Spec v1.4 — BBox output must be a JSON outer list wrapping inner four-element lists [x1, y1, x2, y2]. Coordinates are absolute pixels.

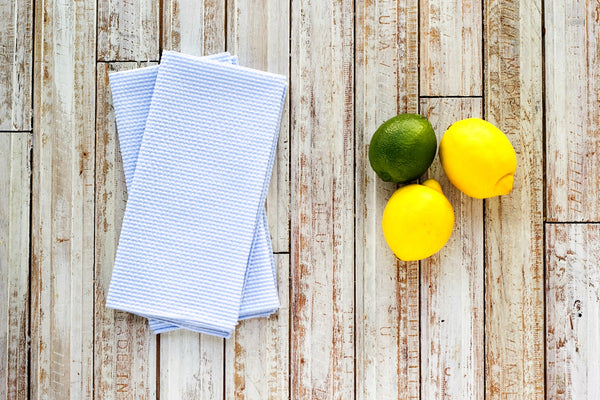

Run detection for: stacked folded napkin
[[106, 51, 287, 338]]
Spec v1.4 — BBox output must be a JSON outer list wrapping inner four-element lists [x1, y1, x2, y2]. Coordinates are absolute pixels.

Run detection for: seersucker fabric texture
[[106, 51, 287, 337], [109, 53, 280, 334]]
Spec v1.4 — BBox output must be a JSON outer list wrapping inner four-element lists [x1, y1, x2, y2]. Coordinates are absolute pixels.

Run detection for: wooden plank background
[[1, 0, 599, 399]]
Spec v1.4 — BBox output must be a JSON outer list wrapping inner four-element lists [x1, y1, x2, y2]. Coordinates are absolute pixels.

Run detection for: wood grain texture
[[545, 0, 600, 221], [159, 1, 226, 397], [30, 0, 96, 398], [97, 0, 159, 61], [94, 62, 157, 400], [159, 333, 223, 399], [290, 0, 355, 398], [226, 0, 290, 253], [162, 0, 225, 56], [0, 132, 31, 400], [420, 98, 484, 400], [225, 255, 290, 400], [0, 0, 33, 130], [354, 0, 420, 398], [420, 0, 482, 96], [224, 3, 290, 396], [484, 0, 544, 398], [547, 224, 600, 400]]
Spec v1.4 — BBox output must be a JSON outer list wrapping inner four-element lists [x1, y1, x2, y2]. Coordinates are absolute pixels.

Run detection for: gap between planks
[[419, 95, 483, 99], [545, 221, 600, 225], [97, 60, 161, 63]]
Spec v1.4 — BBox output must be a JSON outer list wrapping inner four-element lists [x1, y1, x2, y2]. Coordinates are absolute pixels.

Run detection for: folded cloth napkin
[[106, 51, 287, 337], [109, 53, 280, 333]]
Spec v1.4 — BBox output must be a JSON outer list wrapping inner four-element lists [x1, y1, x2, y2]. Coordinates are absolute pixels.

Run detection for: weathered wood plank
[[0, 132, 31, 400], [484, 0, 544, 398], [420, 0, 482, 96], [420, 98, 484, 400], [162, 0, 225, 56], [97, 0, 159, 61], [225, 254, 290, 399], [354, 0, 420, 399], [547, 224, 600, 400], [160, 333, 223, 399], [290, 0, 355, 398], [94, 62, 157, 400], [226, 0, 290, 253], [545, 1, 600, 221], [30, 0, 97, 398], [224, 3, 290, 396], [0, 0, 33, 130], [159, 2, 226, 398]]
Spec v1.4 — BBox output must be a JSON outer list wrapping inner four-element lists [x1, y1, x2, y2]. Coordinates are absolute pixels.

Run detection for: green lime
[[368, 113, 437, 183]]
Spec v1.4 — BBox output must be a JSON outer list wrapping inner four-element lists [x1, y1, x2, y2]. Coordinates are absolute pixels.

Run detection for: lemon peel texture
[[439, 118, 517, 199], [382, 179, 455, 261]]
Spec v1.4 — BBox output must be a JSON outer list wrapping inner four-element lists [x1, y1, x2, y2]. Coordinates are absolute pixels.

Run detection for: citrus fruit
[[439, 118, 517, 199], [382, 179, 454, 261], [369, 113, 437, 183]]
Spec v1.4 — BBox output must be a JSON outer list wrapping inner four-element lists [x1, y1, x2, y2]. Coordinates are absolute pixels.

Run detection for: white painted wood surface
[[225, 255, 290, 399], [354, 0, 420, 399], [30, 0, 96, 398], [0, 133, 31, 400], [226, 0, 290, 253], [97, 0, 159, 62], [159, 1, 226, 398], [160, 333, 224, 399], [484, 0, 545, 398], [162, 0, 225, 57], [420, 98, 484, 400], [0, 0, 32, 130], [420, 0, 482, 96], [224, 3, 290, 398], [8, 0, 599, 398], [290, 1, 355, 399], [94, 62, 157, 400], [547, 224, 600, 400], [545, 0, 600, 222]]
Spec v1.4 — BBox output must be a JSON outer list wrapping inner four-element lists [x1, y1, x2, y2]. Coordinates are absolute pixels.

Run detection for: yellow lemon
[[439, 118, 517, 199], [382, 179, 455, 261]]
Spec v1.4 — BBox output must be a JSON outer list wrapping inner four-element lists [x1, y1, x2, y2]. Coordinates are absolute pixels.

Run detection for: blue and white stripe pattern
[[110, 52, 279, 333], [107, 51, 286, 337]]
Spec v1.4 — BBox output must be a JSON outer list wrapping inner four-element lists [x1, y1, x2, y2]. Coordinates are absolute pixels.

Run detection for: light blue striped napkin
[[107, 51, 286, 337], [109, 53, 280, 333]]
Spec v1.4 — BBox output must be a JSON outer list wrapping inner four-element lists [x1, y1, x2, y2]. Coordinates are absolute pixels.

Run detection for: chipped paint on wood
[[546, 0, 600, 221], [420, 0, 482, 96], [354, 0, 420, 398], [31, 0, 97, 398], [0, 0, 33, 130], [94, 62, 157, 400], [224, 2, 290, 397], [0, 132, 31, 400], [225, 255, 290, 399], [290, 1, 355, 399], [160, 332, 224, 399], [421, 98, 484, 400], [547, 224, 600, 399], [484, 0, 545, 398], [162, 0, 225, 57], [97, 0, 159, 61]]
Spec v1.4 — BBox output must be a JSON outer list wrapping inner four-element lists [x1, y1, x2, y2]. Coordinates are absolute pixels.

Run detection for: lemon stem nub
[[422, 179, 443, 194], [494, 173, 515, 195]]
